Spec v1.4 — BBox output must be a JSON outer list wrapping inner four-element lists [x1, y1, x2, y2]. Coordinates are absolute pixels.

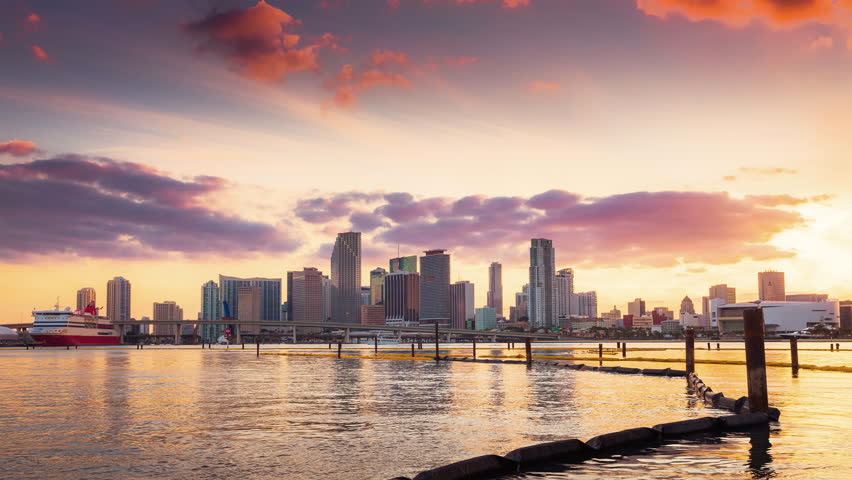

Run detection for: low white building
[[714, 300, 840, 334]]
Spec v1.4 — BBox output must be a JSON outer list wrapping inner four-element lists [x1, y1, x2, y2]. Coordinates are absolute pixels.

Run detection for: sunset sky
[[2, 0, 852, 321]]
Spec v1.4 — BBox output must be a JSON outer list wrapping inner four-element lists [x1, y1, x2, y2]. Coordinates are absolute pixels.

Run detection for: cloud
[[23, 13, 42, 32], [387, 0, 530, 8], [327, 64, 413, 108], [294, 191, 383, 223], [808, 35, 834, 50], [444, 56, 480, 66], [302, 189, 808, 268], [0, 140, 37, 157], [0, 156, 300, 260], [528, 81, 561, 93], [724, 167, 798, 180], [31, 45, 53, 63], [183, 0, 327, 82], [370, 49, 409, 67], [635, 0, 842, 29]]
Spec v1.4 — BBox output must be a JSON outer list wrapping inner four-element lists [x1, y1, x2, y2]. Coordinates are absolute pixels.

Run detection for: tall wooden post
[[707, 342, 711, 350], [685, 327, 695, 375], [337, 342, 342, 358], [790, 337, 799, 375], [598, 343, 603, 359], [411, 343, 415, 357], [472, 339, 477, 360], [717, 342, 720, 351], [434, 323, 440, 361], [256, 340, 260, 357], [525, 338, 532, 368], [621, 342, 627, 358], [374, 335, 378, 355], [743, 308, 769, 413], [831, 343, 834, 352]]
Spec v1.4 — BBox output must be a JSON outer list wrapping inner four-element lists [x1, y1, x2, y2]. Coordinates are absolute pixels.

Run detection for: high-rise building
[[389, 255, 417, 273], [331, 232, 362, 323], [785, 294, 828, 302], [709, 284, 737, 304], [574, 291, 598, 317], [370, 267, 387, 305], [840, 301, 852, 329], [529, 239, 557, 329], [419, 249, 450, 324], [219, 275, 281, 324], [475, 307, 497, 331], [627, 298, 645, 318], [76, 287, 96, 312], [449, 281, 475, 329], [758, 271, 785, 301], [487, 262, 503, 318], [200, 280, 222, 342], [556, 268, 574, 319], [287, 268, 325, 324], [106, 276, 131, 329], [361, 305, 386, 326], [514, 287, 530, 322], [152, 300, 183, 336], [602, 306, 622, 327], [680, 296, 695, 315], [361, 286, 371, 305], [237, 286, 262, 335], [385, 271, 420, 326], [322, 275, 332, 321]]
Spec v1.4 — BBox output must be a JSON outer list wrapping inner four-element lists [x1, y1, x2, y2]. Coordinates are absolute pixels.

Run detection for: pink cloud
[[444, 56, 480, 66], [0, 140, 37, 156], [31, 45, 53, 63], [23, 13, 42, 32], [635, 0, 841, 29], [370, 49, 409, 67], [528, 80, 561, 93], [388, 0, 531, 8], [808, 35, 834, 50], [183, 0, 328, 82], [327, 64, 413, 108]]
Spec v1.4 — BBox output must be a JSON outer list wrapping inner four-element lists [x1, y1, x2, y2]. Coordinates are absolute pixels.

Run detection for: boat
[[217, 335, 229, 345], [29, 303, 120, 346]]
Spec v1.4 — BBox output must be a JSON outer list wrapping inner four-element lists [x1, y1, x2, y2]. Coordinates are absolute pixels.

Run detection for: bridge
[[2, 320, 559, 344]]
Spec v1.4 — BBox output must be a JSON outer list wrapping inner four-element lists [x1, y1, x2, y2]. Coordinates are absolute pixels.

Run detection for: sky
[[1, 0, 852, 321]]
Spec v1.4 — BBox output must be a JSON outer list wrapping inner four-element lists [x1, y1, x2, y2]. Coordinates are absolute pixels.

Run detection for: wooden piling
[[617, 342, 621, 348], [434, 323, 440, 361], [707, 342, 711, 350], [411, 343, 415, 357], [256, 340, 260, 357], [598, 343, 603, 359], [621, 342, 627, 358], [374, 335, 378, 355], [837, 343, 840, 351], [337, 342, 342, 358], [790, 337, 799, 374], [831, 343, 834, 352], [525, 338, 532, 368], [241, 341, 245, 350], [685, 328, 695, 375], [473, 339, 477, 360], [717, 343, 720, 351], [743, 308, 769, 413]]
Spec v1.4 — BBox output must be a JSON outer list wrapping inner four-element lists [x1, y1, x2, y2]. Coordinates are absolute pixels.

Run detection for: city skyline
[[2, 0, 852, 320]]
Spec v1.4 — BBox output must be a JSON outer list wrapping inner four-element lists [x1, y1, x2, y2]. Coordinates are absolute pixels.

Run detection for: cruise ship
[[29, 304, 120, 346]]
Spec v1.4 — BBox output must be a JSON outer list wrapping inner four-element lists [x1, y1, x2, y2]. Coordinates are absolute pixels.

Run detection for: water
[[0, 342, 850, 479]]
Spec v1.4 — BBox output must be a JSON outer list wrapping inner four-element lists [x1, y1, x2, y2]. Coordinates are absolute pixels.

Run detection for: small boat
[[217, 335, 229, 345]]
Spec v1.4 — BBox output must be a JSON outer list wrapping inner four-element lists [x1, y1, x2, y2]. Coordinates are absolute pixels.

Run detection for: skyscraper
[[361, 286, 371, 305], [76, 287, 96, 312], [627, 298, 646, 318], [237, 286, 262, 335], [106, 276, 131, 328], [758, 271, 786, 301], [370, 267, 387, 304], [556, 268, 574, 319], [331, 232, 362, 324], [385, 271, 420, 325], [487, 262, 503, 319], [680, 296, 695, 315], [219, 275, 281, 323], [474, 306, 497, 330], [529, 239, 557, 329], [389, 255, 417, 273], [574, 291, 598, 317], [449, 281, 475, 329], [419, 249, 450, 324], [152, 300, 183, 336], [200, 280, 222, 342], [287, 268, 325, 324], [709, 284, 737, 304], [514, 286, 530, 322]]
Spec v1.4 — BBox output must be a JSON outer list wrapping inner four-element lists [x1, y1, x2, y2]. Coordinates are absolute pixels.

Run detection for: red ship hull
[[31, 334, 121, 346]]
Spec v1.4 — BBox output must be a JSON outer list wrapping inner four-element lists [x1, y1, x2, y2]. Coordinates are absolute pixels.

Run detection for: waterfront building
[[652, 307, 674, 323], [785, 294, 828, 302], [449, 281, 475, 329], [287, 268, 325, 324], [487, 262, 503, 318], [237, 286, 262, 335], [602, 306, 621, 327], [331, 232, 362, 324], [840, 301, 851, 329], [76, 287, 96, 312], [680, 312, 705, 328], [389, 255, 417, 273], [361, 286, 371, 305], [622, 314, 634, 328], [322, 276, 332, 321], [714, 300, 839, 333], [514, 287, 529, 321], [661, 320, 682, 336], [758, 271, 786, 301], [219, 275, 281, 323], [419, 249, 450, 325], [200, 280, 222, 342], [370, 267, 387, 305], [627, 298, 645, 318], [474, 306, 497, 331], [107, 276, 132, 332], [385, 271, 420, 326], [280, 303, 288, 322], [529, 239, 557, 329], [680, 296, 695, 315], [361, 305, 386, 326], [573, 291, 598, 317], [709, 284, 737, 304], [556, 268, 574, 319], [152, 301, 183, 336], [633, 315, 654, 329]]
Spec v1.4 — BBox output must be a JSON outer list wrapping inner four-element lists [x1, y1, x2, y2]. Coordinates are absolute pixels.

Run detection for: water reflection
[[747, 425, 774, 479]]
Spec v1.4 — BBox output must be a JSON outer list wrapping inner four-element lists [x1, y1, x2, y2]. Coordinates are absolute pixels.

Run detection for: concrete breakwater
[[393, 412, 778, 480]]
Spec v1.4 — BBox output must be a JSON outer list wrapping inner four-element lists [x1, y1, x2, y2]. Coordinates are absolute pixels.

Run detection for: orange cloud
[[528, 80, 561, 93], [388, 0, 530, 8], [31, 45, 53, 63], [328, 65, 412, 107], [183, 0, 329, 82], [0, 140, 37, 156], [808, 35, 834, 50], [23, 13, 42, 32], [370, 49, 409, 67], [635, 0, 843, 29]]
